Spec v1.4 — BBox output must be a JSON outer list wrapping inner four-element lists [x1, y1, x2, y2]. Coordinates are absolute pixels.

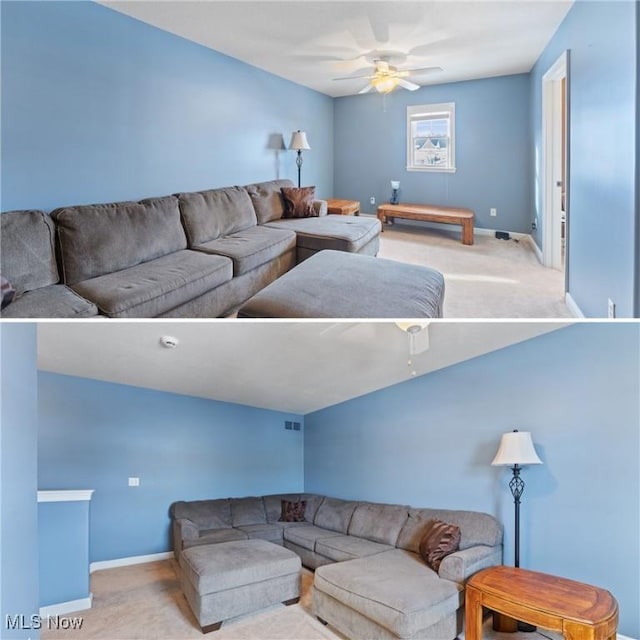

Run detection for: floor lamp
[[289, 130, 311, 188], [492, 429, 542, 632]]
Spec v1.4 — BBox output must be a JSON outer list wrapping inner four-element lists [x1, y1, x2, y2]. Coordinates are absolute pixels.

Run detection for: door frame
[[541, 50, 569, 275]]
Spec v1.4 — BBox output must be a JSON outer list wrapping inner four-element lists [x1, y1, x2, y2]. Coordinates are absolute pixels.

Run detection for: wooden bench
[[377, 203, 475, 245]]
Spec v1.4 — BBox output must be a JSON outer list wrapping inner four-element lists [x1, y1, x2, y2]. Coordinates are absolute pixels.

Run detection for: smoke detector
[[159, 335, 179, 349]]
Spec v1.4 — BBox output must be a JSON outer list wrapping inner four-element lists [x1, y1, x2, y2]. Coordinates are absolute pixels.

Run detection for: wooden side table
[[326, 199, 360, 216], [465, 567, 618, 640]]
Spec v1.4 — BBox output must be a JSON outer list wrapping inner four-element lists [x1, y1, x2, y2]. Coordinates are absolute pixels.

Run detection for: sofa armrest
[[313, 200, 328, 216], [172, 517, 200, 558], [438, 545, 503, 584], [176, 517, 200, 541]]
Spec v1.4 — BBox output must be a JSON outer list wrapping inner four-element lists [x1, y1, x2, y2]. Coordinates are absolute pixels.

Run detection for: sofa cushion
[[263, 215, 380, 254], [397, 508, 502, 552], [281, 186, 317, 218], [418, 519, 461, 571], [263, 494, 302, 523], [315, 534, 393, 563], [194, 226, 296, 276], [0, 210, 59, 293], [230, 497, 267, 526], [52, 196, 187, 285], [0, 285, 98, 318], [314, 497, 358, 533], [172, 499, 232, 530], [300, 494, 325, 522], [178, 187, 257, 246], [234, 523, 284, 543], [314, 549, 463, 637], [183, 528, 248, 551], [245, 179, 294, 224], [71, 250, 232, 318], [348, 503, 409, 546], [283, 525, 342, 551]]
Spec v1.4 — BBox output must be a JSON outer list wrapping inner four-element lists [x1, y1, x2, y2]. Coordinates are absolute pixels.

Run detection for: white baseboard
[[90, 551, 173, 573], [523, 235, 544, 263], [565, 292, 585, 318], [39, 594, 93, 617]]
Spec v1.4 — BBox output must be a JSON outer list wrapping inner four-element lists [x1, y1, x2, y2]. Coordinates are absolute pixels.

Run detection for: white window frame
[[406, 102, 456, 173]]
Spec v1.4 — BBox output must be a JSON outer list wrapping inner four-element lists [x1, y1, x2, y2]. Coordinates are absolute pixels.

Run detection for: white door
[[542, 51, 568, 273]]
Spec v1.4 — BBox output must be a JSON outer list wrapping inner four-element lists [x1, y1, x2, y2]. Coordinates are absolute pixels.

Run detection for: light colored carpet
[[42, 559, 561, 640], [377, 223, 573, 318], [42, 559, 338, 640]]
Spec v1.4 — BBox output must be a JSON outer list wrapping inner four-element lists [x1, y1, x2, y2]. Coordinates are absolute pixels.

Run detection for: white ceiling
[[38, 321, 569, 414], [99, 1, 573, 97]]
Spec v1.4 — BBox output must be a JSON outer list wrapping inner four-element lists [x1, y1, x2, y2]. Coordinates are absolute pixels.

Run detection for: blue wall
[[38, 499, 90, 608], [333, 74, 531, 232], [38, 373, 304, 563], [1, 1, 333, 212], [637, 4, 640, 319], [304, 324, 640, 637], [530, 0, 638, 318], [0, 324, 39, 639]]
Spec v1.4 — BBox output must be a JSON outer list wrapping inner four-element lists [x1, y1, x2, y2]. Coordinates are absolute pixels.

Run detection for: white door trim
[[541, 50, 568, 270]]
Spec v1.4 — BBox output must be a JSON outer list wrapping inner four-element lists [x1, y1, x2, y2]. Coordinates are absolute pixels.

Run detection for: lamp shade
[[491, 430, 542, 466], [289, 130, 310, 151]]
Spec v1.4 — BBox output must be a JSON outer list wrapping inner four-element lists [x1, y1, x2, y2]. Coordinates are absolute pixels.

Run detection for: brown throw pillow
[[279, 499, 306, 522], [1, 275, 16, 309], [281, 186, 317, 218], [418, 519, 461, 572]]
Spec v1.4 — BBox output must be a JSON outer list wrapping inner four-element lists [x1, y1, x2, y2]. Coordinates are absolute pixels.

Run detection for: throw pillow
[[418, 518, 461, 572], [281, 186, 317, 218], [1, 275, 16, 309], [279, 499, 307, 522]]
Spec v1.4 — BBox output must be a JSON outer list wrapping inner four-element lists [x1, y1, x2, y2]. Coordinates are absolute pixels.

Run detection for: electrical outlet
[[128, 477, 140, 487], [531, 219, 537, 231], [608, 299, 616, 319], [490, 208, 497, 217], [369, 196, 376, 205]]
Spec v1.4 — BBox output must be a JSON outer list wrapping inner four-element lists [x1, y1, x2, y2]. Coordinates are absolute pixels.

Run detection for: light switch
[[128, 477, 140, 487]]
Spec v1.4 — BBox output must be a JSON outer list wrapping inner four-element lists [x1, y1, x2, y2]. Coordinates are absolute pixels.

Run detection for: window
[[406, 102, 456, 172]]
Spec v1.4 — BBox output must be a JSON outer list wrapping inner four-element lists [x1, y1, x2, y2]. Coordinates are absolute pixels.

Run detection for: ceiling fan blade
[[332, 73, 375, 81], [397, 78, 420, 91], [402, 66, 443, 75], [358, 83, 373, 94]]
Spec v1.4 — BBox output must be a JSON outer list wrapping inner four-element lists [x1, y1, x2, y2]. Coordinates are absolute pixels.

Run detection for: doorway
[[541, 51, 569, 281]]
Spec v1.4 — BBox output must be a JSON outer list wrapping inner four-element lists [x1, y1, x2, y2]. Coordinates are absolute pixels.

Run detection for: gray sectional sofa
[[0, 179, 381, 318], [170, 493, 503, 639]]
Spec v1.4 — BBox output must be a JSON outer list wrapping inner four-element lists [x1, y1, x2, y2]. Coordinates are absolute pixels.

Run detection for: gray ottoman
[[238, 249, 445, 318], [180, 539, 301, 633]]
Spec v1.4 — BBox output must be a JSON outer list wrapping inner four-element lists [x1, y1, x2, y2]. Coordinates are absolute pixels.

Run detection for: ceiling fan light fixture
[[395, 321, 430, 333], [372, 75, 398, 94]]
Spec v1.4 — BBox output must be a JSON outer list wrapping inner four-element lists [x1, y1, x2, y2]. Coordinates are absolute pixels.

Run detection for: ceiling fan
[[333, 57, 442, 95]]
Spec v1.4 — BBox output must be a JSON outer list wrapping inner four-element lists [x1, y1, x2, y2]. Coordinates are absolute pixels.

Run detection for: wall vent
[[285, 421, 293, 430], [293, 422, 301, 431]]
